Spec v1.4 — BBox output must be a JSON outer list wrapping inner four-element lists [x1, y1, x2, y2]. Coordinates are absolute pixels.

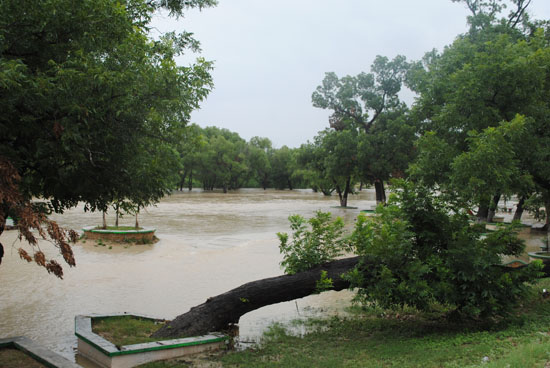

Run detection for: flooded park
[[0, 188, 548, 364]]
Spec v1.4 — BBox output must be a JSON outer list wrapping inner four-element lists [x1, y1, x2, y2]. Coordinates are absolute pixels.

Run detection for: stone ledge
[[0, 336, 80, 368]]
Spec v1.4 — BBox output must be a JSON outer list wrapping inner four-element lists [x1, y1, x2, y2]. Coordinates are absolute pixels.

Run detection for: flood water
[[0, 188, 546, 363]]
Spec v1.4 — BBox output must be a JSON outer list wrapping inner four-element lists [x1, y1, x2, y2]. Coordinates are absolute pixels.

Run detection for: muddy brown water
[[0, 188, 546, 363]]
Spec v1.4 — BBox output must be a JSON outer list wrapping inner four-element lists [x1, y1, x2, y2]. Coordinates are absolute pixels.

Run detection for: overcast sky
[[152, 1, 550, 148]]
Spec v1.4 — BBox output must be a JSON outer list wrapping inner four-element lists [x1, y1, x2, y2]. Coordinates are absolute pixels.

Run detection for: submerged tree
[[312, 55, 412, 203], [407, 0, 550, 222], [246, 137, 273, 190]]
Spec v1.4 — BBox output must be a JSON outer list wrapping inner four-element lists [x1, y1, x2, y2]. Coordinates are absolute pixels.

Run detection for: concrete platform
[[75, 313, 227, 368]]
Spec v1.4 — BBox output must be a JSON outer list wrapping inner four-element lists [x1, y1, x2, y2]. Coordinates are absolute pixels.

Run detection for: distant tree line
[[175, 125, 305, 192]]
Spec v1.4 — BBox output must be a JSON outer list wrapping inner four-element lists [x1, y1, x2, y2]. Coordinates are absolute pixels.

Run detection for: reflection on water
[[0, 189, 546, 362]]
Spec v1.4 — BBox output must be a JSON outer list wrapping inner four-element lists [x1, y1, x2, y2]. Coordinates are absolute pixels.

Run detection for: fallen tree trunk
[[152, 256, 361, 338], [152, 256, 550, 339]]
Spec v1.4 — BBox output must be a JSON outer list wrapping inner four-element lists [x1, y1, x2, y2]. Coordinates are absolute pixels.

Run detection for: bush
[[347, 180, 543, 318], [277, 211, 346, 274], [278, 181, 543, 318]]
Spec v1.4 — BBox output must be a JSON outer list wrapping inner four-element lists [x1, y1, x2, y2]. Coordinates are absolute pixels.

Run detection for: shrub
[[347, 180, 543, 318], [277, 211, 346, 274]]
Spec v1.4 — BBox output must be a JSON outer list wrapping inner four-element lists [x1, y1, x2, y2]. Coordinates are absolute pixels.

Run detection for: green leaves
[[1, 0, 214, 213], [347, 181, 543, 318], [278, 211, 346, 274]]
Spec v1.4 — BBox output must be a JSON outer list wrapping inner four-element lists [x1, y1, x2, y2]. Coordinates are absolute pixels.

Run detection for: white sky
[[151, 1, 550, 148]]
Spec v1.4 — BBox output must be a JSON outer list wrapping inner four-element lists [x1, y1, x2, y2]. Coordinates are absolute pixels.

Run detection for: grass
[[92, 315, 169, 347], [0, 347, 47, 368], [137, 278, 550, 367]]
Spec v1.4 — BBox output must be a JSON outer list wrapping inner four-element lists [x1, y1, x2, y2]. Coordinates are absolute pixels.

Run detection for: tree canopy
[[0, 0, 215, 275], [407, 1, 550, 224]]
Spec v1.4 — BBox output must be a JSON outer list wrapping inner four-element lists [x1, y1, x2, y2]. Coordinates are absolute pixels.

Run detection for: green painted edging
[[502, 259, 528, 266], [115, 336, 227, 356], [75, 332, 226, 357], [82, 226, 155, 234], [528, 252, 550, 260], [74, 333, 114, 356], [75, 315, 227, 358]]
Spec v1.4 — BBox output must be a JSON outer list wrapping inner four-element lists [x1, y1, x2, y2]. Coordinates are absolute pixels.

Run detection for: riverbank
[[141, 278, 550, 368]]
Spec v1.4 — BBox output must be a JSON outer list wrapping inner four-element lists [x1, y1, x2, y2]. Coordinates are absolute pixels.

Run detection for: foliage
[[312, 55, 409, 133], [277, 211, 346, 274], [270, 146, 297, 190], [0, 157, 77, 278], [346, 180, 542, 318], [278, 180, 542, 318], [407, 10, 550, 222], [316, 129, 359, 206], [449, 116, 530, 210], [524, 193, 548, 222], [0, 0, 215, 274], [315, 270, 334, 293], [246, 137, 273, 190], [295, 141, 335, 196], [216, 278, 550, 368], [195, 127, 249, 192], [312, 55, 415, 204]]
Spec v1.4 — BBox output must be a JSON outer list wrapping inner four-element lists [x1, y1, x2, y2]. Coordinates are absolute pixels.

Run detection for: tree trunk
[[0, 210, 5, 265], [477, 199, 490, 223], [135, 206, 140, 229], [339, 177, 351, 207], [102, 211, 107, 229], [115, 203, 120, 228], [151, 255, 546, 339], [544, 199, 550, 232], [179, 171, 188, 191], [374, 180, 386, 204], [487, 192, 501, 223], [152, 257, 361, 339], [287, 179, 293, 191], [339, 194, 347, 207], [188, 172, 193, 191], [334, 182, 344, 207], [513, 196, 526, 221]]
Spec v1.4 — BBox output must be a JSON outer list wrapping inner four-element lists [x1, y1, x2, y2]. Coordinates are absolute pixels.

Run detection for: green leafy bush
[[278, 181, 543, 318], [277, 211, 346, 274], [347, 180, 543, 318]]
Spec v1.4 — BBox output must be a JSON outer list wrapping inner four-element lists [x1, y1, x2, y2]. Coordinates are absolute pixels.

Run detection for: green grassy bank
[[141, 278, 550, 368]]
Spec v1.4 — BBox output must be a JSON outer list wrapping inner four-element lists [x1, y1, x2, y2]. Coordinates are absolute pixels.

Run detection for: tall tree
[[312, 55, 411, 203], [246, 137, 273, 190], [0, 0, 215, 275], [316, 129, 358, 207], [270, 146, 297, 190], [196, 127, 249, 192], [295, 141, 335, 196], [407, 1, 550, 222]]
